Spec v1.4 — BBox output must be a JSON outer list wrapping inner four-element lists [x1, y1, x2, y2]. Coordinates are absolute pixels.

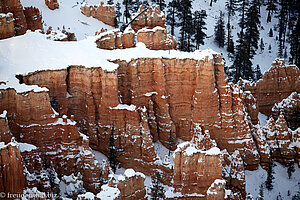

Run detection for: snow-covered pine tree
[[287, 164, 295, 179], [214, 11, 226, 48], [277, 0, 288, 55], [193, 10, 207, 50], [108, 123, 119, 173], [260, 38, 265, 52], [115, 2, 122, 27], [151, 172, 165, 200], [269, 28, 273, 37], [168, 130, 175, 156], [226, 0, 238, 54], [150, 0, 166, 11], [177, 0, 194, 52], [289, 17, 299, 67], [166, 0, 178, 36], [245, 0, 261, 58], [254, 64, 262, 81]]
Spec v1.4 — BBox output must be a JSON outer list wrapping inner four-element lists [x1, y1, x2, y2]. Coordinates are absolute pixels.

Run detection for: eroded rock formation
[[45, 0, 59, 10], [131, 5, 166, 32], [137, 26, 177, 50], [23, 7, 43, 32], [81, 1, 116, 27], [0, 13, 15, 39], [243, 59, 300, 116], [0, 141, 25, 195], [173, 142, 223, 198]]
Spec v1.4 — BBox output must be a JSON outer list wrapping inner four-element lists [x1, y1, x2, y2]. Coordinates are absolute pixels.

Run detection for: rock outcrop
[[137, 26, 177, 50], [46, 27, 77, 41], [20, 53, 260, 173], [0, 110, 13, 143], [96, 28, 135, 50], [272, 92, 299, 130], [81, 1, 116, 27], [0, 13, 15, 39], [172, 142, 223, 198], [45, 0, 59, 10], [0, 141, 25, 195], [262, 113, 298, 166], [23, 7, 43, 32], [0, 0, 27, 35], [206, 179, 226, 200], [0, 88, 102, 194], [131, 5, 166, 32], [243, 59, 300, 116]]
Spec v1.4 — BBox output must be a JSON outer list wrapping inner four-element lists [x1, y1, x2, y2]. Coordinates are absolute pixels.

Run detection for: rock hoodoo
[[23, 7, 43, 32], [0, 13, 15, 39], [45, 0, 59, 10], [172, 142, 223, 198], [131, 5, 166, 32], [81, 1, 116, 27]]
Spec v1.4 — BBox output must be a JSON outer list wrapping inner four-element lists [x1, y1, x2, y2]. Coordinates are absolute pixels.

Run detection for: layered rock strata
[[243, 59, 300, 116], [131, 5, 166, 32], [45, 0, 59, 10], [81, 1, 116, 27], [0, 13, 15, 39]]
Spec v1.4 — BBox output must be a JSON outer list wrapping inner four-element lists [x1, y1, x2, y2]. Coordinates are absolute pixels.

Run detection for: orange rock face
[[81, 1, 116, 27], [244, 59, 300, 116], [0, 111, 13, 143], [131, 5, 166, 32], [21, 54, 260, 175], [0, 0, 27, 35], [0, 13, 15, 39], [173, 142, 223, 198], [0, 142, 25, 195], [137, 27, 177, 50], [206, 179, 226, 200], [45, 0, 59, 10], [23, 7, 43, 32]]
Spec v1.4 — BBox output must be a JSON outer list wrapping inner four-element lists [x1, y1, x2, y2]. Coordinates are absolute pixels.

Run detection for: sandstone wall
[[21, 55, 260, 171], [0, 13, 15, 39], [81, 1, 115, 27]]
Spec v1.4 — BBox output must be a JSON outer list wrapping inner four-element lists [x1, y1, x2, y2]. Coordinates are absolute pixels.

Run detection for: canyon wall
[[0, 13, 15, 39], [81, 1, 116, 27]]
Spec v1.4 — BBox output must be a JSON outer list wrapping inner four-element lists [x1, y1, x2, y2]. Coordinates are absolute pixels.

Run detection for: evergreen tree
[[269, 28, 273, 37], [193, 10, 207, 50], [254, 64, 262, 81], [151, 172, 165, 200], [151, 0, 166, 11], [123, 0, 130, 23], [265, 159, 275, 190], [245, 0, 261, 58], [257, 183, 264, 200], [233, 0, 254, 82], [266, 0, 277, 22], [108, 123, 120, 173], [226, 0, 238, 53], [107, 0, 114, 5], [177, 0, 194, 51], [214, 11, 226, 48], [287, 164, 295, 179], [277, 0, 288, 53], [168, 130, 175, 156], [276, 193, 283, 200], [260, 38, 265, 52], [166, 0, 178, 36], [115, 2, 122, 27], [289, 17, 299, 67]]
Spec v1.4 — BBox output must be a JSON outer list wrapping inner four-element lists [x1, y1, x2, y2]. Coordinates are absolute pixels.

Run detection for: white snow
[[245, 163, 300, 199], [18, 142, 37, 152], [124, 168, 136, 178], [96, 185, 120, 200], [78, 192, 95, 200], [0, 110, 7, 118], [109, 104, 137, 111], [258, 112, 269, 127], [205, 147, 221, 155]]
